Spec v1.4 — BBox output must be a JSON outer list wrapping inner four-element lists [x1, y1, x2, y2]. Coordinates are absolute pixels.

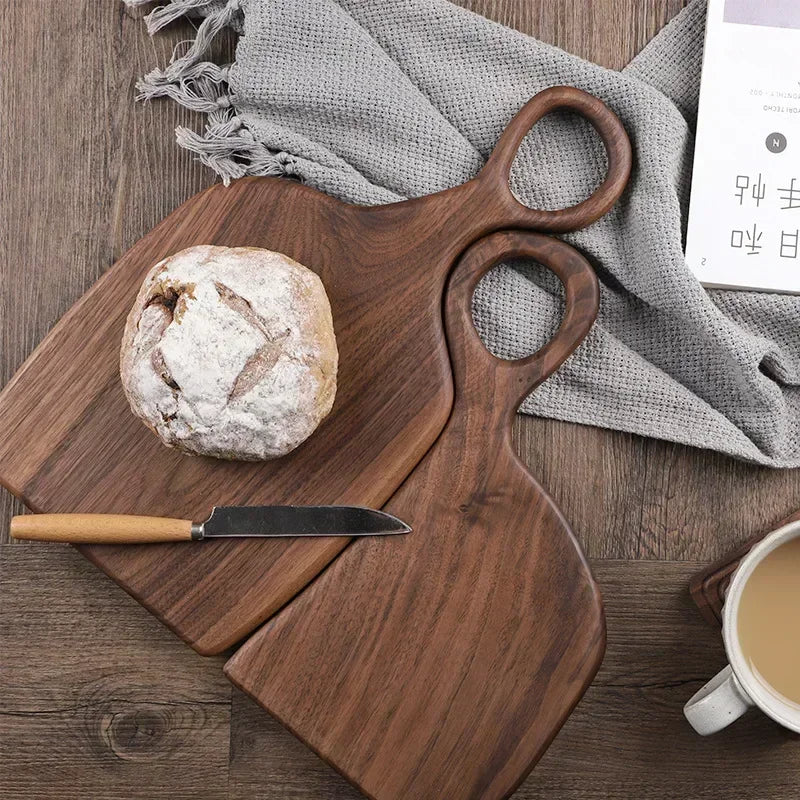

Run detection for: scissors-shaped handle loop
[[445, 230, 599, 417], [477, 86, 632, 234]]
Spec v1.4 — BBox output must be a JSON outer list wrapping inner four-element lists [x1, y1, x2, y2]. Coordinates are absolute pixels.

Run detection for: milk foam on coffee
[[737, 536, 800, 709]]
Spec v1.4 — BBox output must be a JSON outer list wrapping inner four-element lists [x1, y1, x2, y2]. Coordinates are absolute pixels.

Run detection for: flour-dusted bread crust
[[120, 245, 338, 460]]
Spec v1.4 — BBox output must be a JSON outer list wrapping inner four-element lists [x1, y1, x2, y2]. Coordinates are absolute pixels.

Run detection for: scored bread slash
[[119, 245, 338, 461]]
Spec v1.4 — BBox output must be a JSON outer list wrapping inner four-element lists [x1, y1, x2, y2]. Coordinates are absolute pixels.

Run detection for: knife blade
[[196, 505, 410, 539], [9, 506, 412, 544]]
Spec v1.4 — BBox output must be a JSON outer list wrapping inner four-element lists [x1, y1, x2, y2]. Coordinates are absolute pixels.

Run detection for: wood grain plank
[[521, 413, 800, 562], [0, 1, 234, 545], [451, 0, 690, 70], [228, 561, 800, 800], [228, 692, 362, 800], [5, 1, 800, 799], [0, 544, 231, 800], [523, 560, 800, 800], [690, 507, 800, 627], [512, 419, 651, 559]]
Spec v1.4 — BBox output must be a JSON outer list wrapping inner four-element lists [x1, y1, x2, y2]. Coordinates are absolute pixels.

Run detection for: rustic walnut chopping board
[[0, 87, 630, 655], [226, 230, 605, 800]]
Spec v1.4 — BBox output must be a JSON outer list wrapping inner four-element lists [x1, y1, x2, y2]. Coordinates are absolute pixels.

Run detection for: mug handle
[[683, 665, 754, 735]]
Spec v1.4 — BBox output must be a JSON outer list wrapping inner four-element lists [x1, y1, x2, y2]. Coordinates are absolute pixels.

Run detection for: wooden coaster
[[689, 509, 800, 627], [689, 509, 800, 740]]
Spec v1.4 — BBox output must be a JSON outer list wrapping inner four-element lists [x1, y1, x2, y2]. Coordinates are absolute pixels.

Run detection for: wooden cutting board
[[226, 231, 606, 800], [0, 87, 630, 655]]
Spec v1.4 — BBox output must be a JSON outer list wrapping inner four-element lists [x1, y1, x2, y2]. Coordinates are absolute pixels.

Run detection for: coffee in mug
[[737, 535, 800, 708], [684, 521, 800, 734]]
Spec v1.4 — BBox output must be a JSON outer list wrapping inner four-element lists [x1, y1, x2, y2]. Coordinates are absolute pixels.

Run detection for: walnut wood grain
[[225, 230, 604, 800], [9, 547, 800, 800], [228, 560, 800, 800], [0, 87, 630, 655], [13, 2, 800, 798]]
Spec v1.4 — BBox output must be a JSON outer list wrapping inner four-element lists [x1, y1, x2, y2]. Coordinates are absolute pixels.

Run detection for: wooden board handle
[[445, 230, 599, 417], [476, 85, 632, 233], [10, 514, 194, 543]]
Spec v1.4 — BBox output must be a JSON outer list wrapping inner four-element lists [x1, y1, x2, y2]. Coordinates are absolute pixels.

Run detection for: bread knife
[[9, 505, 412, 544]]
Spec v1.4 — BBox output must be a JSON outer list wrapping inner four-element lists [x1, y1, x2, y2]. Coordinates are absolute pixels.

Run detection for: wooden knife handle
[[9, 514, 195, 543]]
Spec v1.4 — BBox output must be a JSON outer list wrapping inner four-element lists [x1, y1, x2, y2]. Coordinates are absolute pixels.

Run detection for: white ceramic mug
[[684, 520, 800, 736]]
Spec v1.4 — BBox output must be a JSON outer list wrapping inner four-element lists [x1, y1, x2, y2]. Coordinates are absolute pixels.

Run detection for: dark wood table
[[2, 2, 800, 797]]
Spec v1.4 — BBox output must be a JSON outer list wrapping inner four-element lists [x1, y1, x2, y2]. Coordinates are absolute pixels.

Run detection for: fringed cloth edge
[[124, 0, 295, 184]]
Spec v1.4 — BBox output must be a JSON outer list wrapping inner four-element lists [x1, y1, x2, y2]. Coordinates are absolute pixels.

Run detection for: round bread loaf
[[120, 245, 338, 460]]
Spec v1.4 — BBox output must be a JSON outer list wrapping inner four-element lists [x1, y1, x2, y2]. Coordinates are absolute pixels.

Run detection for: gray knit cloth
[[126, 0, 800, 467]]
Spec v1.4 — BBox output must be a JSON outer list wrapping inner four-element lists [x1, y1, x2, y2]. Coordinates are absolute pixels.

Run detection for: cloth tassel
[[176, 122, 293, 185], [135, 0, 240, 86], [143, 0, 218, 35], [136, 62, 231, 113], [127, 0, 279, 183], [122, 0, 218, 34]]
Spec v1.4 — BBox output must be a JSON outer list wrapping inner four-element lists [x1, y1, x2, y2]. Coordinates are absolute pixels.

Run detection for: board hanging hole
[[508, 110, 608, 213]]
